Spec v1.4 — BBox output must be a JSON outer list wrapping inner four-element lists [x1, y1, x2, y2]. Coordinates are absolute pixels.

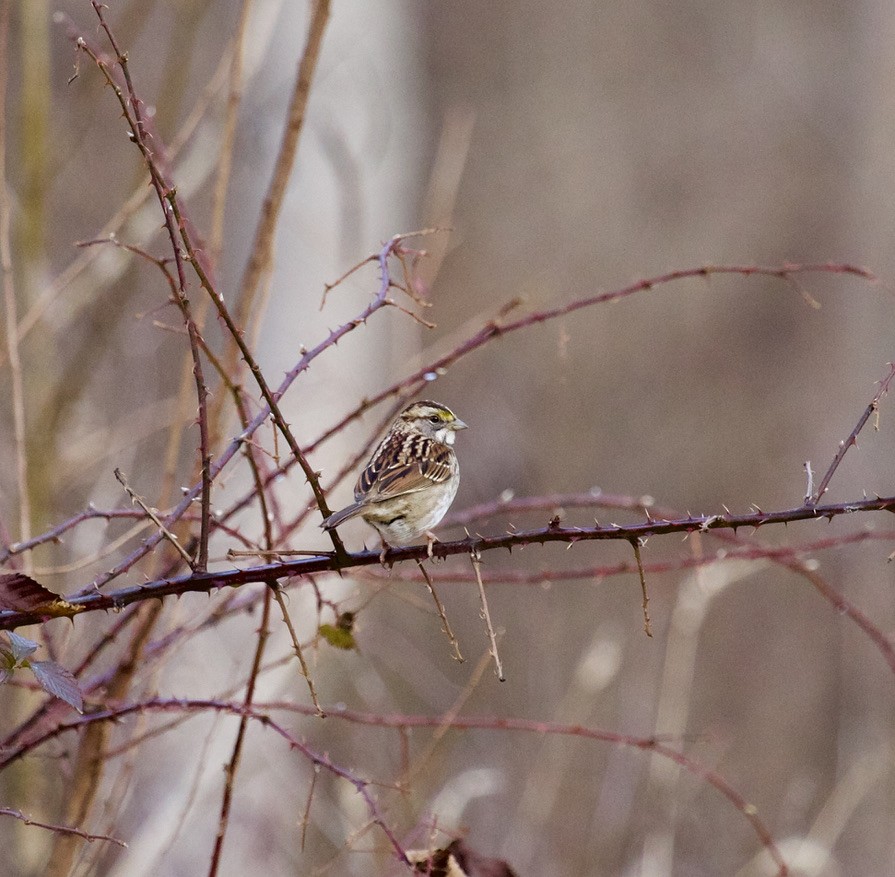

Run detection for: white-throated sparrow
[[321, 401, 467, 551]]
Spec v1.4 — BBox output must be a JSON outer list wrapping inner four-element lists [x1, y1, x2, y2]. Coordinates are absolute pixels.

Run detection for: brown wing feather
[[355, 433, 454, 502]]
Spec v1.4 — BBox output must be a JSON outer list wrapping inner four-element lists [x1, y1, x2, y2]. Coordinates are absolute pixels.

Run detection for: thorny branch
[[3, 493, 895, 631], [1, 8, 889, 875], [0, 697, 788, 876], [0, 698, 411, 865], [809, 359, 895, 505]]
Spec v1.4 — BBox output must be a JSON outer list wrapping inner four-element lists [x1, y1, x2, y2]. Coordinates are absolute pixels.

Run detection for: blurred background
[[2, 1, 895, 875]]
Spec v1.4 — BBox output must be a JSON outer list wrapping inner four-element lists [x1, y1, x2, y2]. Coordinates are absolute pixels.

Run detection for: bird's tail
[[321, 502, 363, 531]]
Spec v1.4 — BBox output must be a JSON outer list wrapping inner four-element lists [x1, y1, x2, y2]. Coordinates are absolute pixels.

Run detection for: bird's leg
[[379, 539, 392, 566], [424, 530, 439, 559]]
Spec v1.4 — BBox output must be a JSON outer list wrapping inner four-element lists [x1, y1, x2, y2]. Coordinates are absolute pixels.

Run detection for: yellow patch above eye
[[420, 407, 452, 421]]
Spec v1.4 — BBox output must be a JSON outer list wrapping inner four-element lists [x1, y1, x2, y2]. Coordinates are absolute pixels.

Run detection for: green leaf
[[319, 614, 357, 651], [29, 660, 84, 713]]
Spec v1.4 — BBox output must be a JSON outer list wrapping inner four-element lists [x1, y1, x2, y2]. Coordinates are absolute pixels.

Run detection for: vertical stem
[[16, 0, 49, 273], [216, 0, 330, 395], [470, 550, 505, 681], [631, 538, 653, 638], [0, 0, 31, 568], [207, 588, 272, 877]]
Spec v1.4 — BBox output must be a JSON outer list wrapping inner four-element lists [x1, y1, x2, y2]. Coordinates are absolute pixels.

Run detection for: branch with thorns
[[4, 493, 895, 631]]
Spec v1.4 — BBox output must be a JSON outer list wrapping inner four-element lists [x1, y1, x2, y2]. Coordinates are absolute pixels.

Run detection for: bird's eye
[[428, 415, 441, 424]]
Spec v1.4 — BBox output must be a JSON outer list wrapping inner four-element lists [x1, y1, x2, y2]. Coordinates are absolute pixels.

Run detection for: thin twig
[[415, 559, 463, 663], [74, 7, 215, 566], [470, 550, 504, 681], [320, 253, 377, 309], [631, 538, 653, 637], [810, 360, 895, 505], [165, 190, 345, 554], [15, 696, 782, 873], [114, 468, 194, 567], [270, 585, 324, 715], [398, 648, 492, 791], [0, 700, 410, 865], [207, 588, 272, 877], [84, 236, 214, 569], [299, 766, 319, 851], [0, 807, 127, 848], [311, 262, 875, 452]]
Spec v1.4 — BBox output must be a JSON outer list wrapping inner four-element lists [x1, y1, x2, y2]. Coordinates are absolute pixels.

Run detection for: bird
[[321, 400, 467, 557]]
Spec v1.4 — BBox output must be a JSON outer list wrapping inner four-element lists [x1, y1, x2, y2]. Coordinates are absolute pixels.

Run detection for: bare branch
[[4, 493, 895, 630], [416, 558, 464, 663], [0, 807, 127, 848], [809, 360, 895, 505], [470, 551, 504, 681], [114, 469, 194, 567], [631, 538, 653, 637]]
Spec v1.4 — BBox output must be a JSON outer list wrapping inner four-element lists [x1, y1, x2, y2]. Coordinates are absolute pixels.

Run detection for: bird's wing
[[356, 433, 454, 502]]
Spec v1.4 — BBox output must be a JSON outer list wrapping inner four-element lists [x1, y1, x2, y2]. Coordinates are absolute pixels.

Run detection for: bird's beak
[[452, 418, 469, 430]]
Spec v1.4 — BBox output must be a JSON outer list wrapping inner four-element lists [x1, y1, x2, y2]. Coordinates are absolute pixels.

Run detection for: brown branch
[[222, 0, 330, 383], [809, 360, 895, 505], [207, 589, 272, 877], [416, 558, 464, 663], [0, 699, 410, 866], [0, 807, 127, 848], [0, 0, 31, 567], [359, 529, 895, 585], [164, 190, 344, 553], [113, 468, 194, 567], [631, 538, 653, 637], [309, 262, 875, 451], [469, 551, 504, 680], [0, 698, 783, 874], [82, 234, 431, 591], [4, 494, 894, 630], [73, 8, 213, 568]]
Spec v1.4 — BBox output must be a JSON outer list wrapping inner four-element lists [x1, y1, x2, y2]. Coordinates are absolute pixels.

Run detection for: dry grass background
[[2, 2, 895, 875]]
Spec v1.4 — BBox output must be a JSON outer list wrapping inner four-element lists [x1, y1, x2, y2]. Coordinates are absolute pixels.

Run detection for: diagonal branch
[[309, 262, 875, 450], [809, 360, 895, 505]]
